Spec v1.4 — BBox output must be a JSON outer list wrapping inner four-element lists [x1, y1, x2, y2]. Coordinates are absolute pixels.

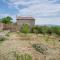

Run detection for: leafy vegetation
[[15, 53, 32, 60], [0, 16, 13, 24], [11, 51, 32, 60], [32, 26, 60, 35], [0, 36, 6, 43], [5, 32, 10, 37], [0, 51, 32, 60], [21, 24, 30, 33], [51, 26, 60, 35]]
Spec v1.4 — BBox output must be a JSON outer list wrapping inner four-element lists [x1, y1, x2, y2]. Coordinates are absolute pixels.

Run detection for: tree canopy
[[0, 16, 13, 24]]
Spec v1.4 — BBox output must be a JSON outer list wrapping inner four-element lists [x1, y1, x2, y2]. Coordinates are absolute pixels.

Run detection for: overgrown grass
[[0, 51, 32, 60], [0, 36, 6, 43], [14, 53, 32, 60], [0, 30, 4, 32], [5, 32, 10, 37]]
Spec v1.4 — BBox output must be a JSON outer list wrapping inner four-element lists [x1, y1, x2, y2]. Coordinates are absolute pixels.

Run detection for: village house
[[16, 16, 35, 27]]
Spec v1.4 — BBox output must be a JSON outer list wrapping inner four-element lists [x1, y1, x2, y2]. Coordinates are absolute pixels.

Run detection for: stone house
[[16, 16, 35, 27]]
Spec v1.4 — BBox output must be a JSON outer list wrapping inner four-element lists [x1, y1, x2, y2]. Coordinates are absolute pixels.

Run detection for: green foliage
[[0, 16, 13, 24], [14, 52, 32, 60], [21, 24, 30, 33], [51, 26, 60, 35], [0, 36, 6, 43], [32, 26, 50, 34], [32, 26, 60, 35], [0, 51, 32, 60], [38, 26, 49, 34], [5, 32, 10, 37], [31, 26, 39, 34], [20, 54, 32, 60], [46, 27, 53, 35], [32, 44, 48, 54]]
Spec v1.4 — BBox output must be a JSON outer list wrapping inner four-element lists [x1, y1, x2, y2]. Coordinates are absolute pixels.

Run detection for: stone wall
[[0, 23, 20, 32], [0, 23, 3, 30]]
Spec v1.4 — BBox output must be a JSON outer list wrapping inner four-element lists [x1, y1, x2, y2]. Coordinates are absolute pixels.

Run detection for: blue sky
[[0, 0, 60, 25]]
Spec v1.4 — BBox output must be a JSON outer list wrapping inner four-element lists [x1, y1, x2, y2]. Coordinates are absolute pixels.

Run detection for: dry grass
[[0, 32, 60, 60]]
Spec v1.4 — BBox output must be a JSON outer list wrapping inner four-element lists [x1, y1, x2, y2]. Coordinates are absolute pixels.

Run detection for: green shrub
[[20, 54, 32, 60], [5, 32, 10, 37], [14, 52, 32, 60], [0, 36, 6, 43], [39, 26, 49, 34], [51, 26, 60, 35], [32, 44, 48, 54], [31, 26, 39, 33], [32, 26, 51, 34], [21, 24, 30, 33], [32, 26, 60, 35], [20, 24, 60, 35], [46, 27, 53, 35]]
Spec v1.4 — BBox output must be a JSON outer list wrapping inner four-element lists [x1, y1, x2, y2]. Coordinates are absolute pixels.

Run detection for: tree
[[0, 16, 13, 24]]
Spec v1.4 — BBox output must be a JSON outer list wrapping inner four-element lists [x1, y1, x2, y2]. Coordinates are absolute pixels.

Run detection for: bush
[[46, 27, 53, 35], [31, 26, 39, 33], [5, 32, 10, 37], [32, 26, 52, 34], [51, 26, 60, 35], [21, 24, 30, 33], [0, 37, 6, 41], [0, 36, 7, 43], [32, 44, 48, 54], [20, 24, 60, 35], [39, 26, 49, 34], [32, 26, 60, 35]]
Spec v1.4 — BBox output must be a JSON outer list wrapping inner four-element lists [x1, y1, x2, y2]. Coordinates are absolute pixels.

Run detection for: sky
[[0, 0, 60, 25]]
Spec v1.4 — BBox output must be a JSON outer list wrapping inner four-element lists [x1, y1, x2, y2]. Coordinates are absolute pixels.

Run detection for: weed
[[0, 36, 6, 43], [13, 51, 32, 60]]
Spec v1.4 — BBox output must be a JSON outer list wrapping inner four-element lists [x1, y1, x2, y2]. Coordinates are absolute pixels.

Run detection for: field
[[0, 31, 60, 60]]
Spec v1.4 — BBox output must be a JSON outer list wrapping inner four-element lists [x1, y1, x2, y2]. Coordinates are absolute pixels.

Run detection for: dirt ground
[[0, 32, 60, 60]]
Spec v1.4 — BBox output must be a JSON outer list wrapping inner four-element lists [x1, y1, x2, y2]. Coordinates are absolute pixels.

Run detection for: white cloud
[[35, 17, 60, 25], [5, 0, 60, 18], [18, 4, 60, 18]]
